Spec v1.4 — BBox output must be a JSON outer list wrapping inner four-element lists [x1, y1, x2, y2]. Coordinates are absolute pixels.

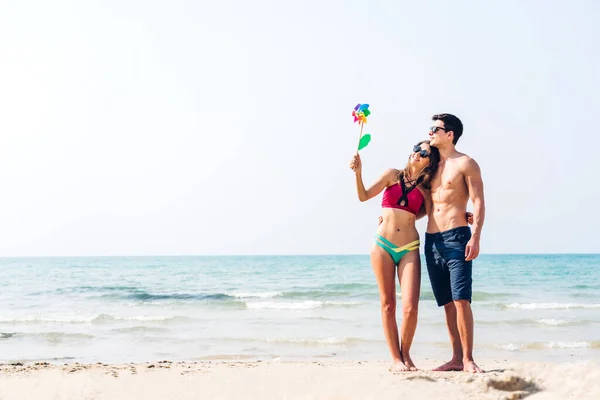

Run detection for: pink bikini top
[[381, 173, 424, 215]]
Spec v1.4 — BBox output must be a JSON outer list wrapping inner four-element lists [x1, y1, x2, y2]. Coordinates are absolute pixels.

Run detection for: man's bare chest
[[431, 167, 466, 195]]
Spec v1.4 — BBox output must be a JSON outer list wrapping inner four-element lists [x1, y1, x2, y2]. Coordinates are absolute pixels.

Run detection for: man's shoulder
[[454, 152, 479, 168], [456, 153, 482, 177]]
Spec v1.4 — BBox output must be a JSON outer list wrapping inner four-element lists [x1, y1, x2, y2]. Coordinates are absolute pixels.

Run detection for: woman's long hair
[[399, 140, 440, 189]]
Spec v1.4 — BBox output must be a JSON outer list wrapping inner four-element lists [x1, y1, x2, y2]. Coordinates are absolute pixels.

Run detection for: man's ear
[[447, 130, 454, 142]]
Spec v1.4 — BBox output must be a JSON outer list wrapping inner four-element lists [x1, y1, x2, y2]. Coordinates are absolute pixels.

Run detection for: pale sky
[[1, 0, 599, 256]]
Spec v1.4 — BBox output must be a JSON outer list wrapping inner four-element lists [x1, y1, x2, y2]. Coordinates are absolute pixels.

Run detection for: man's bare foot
[[463, 360, 484, 373], [389, 359, 409, 373], [401, 353, 418, 371], [432, 359, 463, 371]]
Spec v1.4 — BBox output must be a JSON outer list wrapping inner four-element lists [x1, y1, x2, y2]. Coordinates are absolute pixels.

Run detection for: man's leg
[[425, 234, 461, 371], [446, 227, 483, 373], [431, 301, 463, 371], [454, 300, 483, 373]]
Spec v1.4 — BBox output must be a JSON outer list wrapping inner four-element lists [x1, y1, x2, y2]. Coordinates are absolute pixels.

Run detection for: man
[[425, 113, 485, 373]]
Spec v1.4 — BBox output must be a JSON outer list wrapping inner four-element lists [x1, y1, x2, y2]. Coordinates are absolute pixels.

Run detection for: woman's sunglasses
[[413, 145, 430, 158]]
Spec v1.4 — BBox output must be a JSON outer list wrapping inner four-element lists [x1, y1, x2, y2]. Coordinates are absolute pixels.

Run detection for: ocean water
[[1, 255, 599, 364]]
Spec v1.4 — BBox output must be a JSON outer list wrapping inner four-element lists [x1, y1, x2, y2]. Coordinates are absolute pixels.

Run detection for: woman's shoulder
[[382, 168, 400, 177], [382, 168, 400, 184]]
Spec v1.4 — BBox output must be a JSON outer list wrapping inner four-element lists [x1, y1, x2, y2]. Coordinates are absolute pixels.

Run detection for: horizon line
[[1, 253, 599, 259]]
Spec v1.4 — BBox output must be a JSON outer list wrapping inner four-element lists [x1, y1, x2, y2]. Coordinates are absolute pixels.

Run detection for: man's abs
[[427, 204, 468, 233], [426, 182, 470, 233]]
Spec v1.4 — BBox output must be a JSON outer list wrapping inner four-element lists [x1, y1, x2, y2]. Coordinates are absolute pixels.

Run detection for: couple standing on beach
[[350, 113, 485, 373]]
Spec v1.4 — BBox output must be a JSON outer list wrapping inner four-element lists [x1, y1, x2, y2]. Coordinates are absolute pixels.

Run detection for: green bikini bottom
[[375, 235, 420, 266]]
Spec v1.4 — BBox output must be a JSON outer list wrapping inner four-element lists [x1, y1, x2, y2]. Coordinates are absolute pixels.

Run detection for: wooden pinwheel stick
[[357, 123, 365, 154]]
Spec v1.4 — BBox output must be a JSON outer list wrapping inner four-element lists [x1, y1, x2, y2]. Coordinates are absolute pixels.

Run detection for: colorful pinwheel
[[352, 103, 370, 124], [352, 103, 371, 151]]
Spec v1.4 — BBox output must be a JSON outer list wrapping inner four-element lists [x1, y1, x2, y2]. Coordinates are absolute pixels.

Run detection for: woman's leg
[[398, 250, 421, 371], [370, 244, 406, 371]]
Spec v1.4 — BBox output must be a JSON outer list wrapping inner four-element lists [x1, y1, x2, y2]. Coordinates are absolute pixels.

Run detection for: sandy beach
[[2, 256, 600, 399], [1, 359, 599, 400]]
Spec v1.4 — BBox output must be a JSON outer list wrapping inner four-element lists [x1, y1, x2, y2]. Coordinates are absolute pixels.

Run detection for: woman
[[349, 140, 439, 372]]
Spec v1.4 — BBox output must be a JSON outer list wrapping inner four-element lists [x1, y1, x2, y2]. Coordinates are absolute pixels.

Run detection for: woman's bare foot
[[432, 359, 463, 371], [463, 360, 484, 373], [401, 353, 418, 371], [389, 359, 409, 372]]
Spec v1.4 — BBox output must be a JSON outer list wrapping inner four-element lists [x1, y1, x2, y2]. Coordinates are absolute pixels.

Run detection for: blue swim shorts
[[425, 226, 473, 307]]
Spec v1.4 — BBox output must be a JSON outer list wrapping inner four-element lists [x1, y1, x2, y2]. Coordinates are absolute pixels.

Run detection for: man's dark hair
[[432, 113, 463, 145]]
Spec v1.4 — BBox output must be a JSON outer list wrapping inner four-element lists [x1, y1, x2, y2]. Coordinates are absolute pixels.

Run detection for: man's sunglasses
[[413, 145, 430, 158], [430, 126, 447, 134]]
